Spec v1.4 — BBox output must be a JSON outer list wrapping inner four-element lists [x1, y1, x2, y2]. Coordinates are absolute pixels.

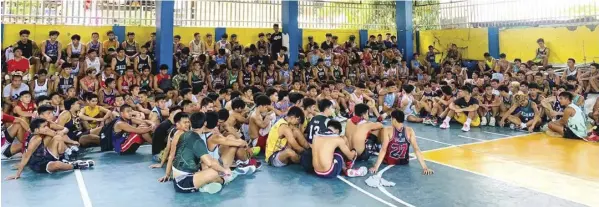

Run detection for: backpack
[[99, 119, 118, 152]]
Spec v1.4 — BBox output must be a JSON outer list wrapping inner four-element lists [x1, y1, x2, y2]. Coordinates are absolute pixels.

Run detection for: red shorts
[[121, 133, 143, 154], [257, 134, 268, 154]]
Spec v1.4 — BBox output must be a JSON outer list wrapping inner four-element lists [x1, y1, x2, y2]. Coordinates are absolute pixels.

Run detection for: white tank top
[[86, 58, 101, 75], [566, 67, 577, 77], [402, 94, 414, 115], [71, 43, 82, 55], [190, 40, 202, 54], [34, 79, 48, 98], [567, 103, 587, 138], [324, 54, 333, 67], [199, 132, 220, 160]]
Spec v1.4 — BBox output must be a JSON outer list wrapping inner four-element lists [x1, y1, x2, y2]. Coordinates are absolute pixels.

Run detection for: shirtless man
[[311, 120, 368, 178], [351, 114, 385, 162], [265, 107, 307, 167], [369, 110, 433, 175], [249, 95, 274, 153], [1, 114, 29, 159], [222, 98, 249, 139]]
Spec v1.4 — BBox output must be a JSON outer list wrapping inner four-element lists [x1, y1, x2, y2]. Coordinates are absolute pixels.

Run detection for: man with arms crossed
[[547, 92, 593, 142], [312, 120, 367, 178]]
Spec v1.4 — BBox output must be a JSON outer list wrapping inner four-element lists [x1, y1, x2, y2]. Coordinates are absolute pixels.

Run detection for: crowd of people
[[2, 23, 599, 193]]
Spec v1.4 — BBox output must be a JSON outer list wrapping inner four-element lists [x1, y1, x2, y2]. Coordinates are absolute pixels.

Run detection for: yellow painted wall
[[3, 24, 112, 49], [419, 28, 489, 61], [302, 29, 360, 48], [499, 26, 599, 64], [226, 28, 272, 47], [124, 26, 154, 44]]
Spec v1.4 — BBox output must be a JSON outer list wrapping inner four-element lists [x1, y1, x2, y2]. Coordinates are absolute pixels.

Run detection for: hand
[[369, 166, 378, 174], [5, 174, 20, 180], [422, 168, 434, 175], [95, 118, 104, 122], [158, 175, 170, 182], [72, 141, 81, 146], [149, 164, 162, 169], [454, 108, 462, 113], [499, 120, 505, 127], [528, 125, 535, 132]]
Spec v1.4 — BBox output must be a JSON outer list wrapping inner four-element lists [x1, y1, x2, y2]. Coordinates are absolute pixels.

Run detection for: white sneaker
[[481, 117, 487, 126], [461, 123, 471, 132], [510, 124, 516, 130], [440, 121, 450, 129], [489, 117, 496, 126], [222, 172, 239, 185], [1, 143, 10, 160], [199, 182, 223, 194], [346, 166, 368, 177], [234, 165, 257, 175]]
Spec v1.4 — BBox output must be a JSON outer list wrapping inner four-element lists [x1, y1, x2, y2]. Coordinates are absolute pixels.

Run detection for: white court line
[[75, 169, 93, 207], [337, 176, 398, 207], [457, 135, 485, 141], [483, 131, 511, 136], [377, 165, 416, 207], [417, 132, 538, 153]]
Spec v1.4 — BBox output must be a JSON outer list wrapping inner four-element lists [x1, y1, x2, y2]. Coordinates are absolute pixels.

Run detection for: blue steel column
[[396, 1, 414, 64], [112, 26, 126, 45], [282, 1, 299, 65], [156, 1, 175, 74], [359, 29, 368, 49], [488, 27, 500, 58]]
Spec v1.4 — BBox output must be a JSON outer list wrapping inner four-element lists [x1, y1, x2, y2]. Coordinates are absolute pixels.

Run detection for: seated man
[[478, 84, 500, 126], [547, 92, 593, 141], [200, 111, 259, 169], [6, 118, 93, 180], [369, 110, 433, 175], [57, 98, 101, 148], [305, 99, 334, 144], [1, 113, 29, 159], [159, 112, 241, 194], [346, 103, 383, 162], [265, 106, 307, 167], [541, 85, 566, 122], [112, 105, 154, 154], [440, 85, 481, 132], [499, 93, 541, 132], [312, 120, 367, 178], [430, 85, 455, 126], [150, 105, 182, 163], [249, 95, 274, 153]]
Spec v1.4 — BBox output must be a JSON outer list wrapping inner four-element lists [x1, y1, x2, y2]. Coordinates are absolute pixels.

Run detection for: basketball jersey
[[264, 71, 275, 87], [136, 55, 150, 72], [89, 41, 101, 51], [384, 127, 410, 165], [151, 107, 163, 123], [17, 40, 33, 58], [566, 103, 587, 138], [317, 67, 326, 80], [199, 132, 220, 160], [519, 100, 535, 121], [70, 43, 82, 57], [332, 66, 342, 80], [324, 54, 332, 67], [304, 115, 330, 144], [33, 79, 49, 98], [115, 57, 127, 75], [124, 41, 137, 56], [45, 40, 59, 57], [86, 58, 101, 75], [58, 75, 74, 95], [265, 119, 288, 163]]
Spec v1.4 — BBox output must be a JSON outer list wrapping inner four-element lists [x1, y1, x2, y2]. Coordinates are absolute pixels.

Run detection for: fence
[[414, 0, 599, 30], [0, 0, 396, 30]]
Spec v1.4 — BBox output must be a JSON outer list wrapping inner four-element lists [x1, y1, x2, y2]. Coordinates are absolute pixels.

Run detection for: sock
[[465, 118, 472, 125], [378, 106, 382, 113], [520, 123, 527, 129], [443, 116, 451, 123]]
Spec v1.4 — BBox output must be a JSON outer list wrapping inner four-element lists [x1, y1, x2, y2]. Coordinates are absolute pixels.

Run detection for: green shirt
[[173, 131, 209, 173]]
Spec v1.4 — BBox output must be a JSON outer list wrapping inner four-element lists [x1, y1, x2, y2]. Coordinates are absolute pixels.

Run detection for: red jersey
[[7, 58, 30, 73], [16, 101, 35, 114], [384, 127, 411, 165], [2, 114, 16, 123]]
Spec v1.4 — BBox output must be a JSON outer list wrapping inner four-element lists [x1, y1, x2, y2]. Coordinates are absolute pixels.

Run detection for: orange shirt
[[103, 40, 119, 54]]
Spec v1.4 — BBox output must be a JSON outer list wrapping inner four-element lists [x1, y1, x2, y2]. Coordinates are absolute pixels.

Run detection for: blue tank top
[[215, 55, 227, 65], [520, 101, 535, 120], [310, 55, 319, 66], [45, 40, 59, 57]]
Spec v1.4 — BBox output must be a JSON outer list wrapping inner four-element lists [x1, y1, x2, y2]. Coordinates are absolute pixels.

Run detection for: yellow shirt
[[265, 119, 288, 162], [84, 105, 101, 128]]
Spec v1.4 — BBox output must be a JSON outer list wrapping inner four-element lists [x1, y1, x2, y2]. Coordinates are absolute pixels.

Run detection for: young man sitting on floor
[[311, 120, 367, 178], [369, 110, 433, 175], [1, 113, 29, 159], [265, 106, 307, 167], [439, 85, 481, 132], [249, 95, 274, 153], [6, 118, 94, 180], [112, 105, 155, 154], [159, 112, 238, 194], [346, 103, 383, 162], [547, 92, 594, 142]]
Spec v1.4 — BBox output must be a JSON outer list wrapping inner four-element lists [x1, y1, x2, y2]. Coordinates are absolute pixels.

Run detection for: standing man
[[269, 24, 283, 60]]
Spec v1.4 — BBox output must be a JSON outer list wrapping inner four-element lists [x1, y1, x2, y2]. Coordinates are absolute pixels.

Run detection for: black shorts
[[563, 127, 582, 139], [299, 149, 314, 174], [357, 134, 377, 161], [2, 127, 15, 143], [67, 130, 89, 142], [41, 56, 58, 64], [173, 174, 197, 193], [28, 149, 59, 173]]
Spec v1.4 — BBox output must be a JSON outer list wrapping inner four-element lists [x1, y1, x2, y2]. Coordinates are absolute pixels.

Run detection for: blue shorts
[[28, 148, 59, 173], [315, 153, 344, 179]]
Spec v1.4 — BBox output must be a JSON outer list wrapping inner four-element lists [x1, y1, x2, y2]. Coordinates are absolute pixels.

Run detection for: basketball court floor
[[2, 122, 598, 207]]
